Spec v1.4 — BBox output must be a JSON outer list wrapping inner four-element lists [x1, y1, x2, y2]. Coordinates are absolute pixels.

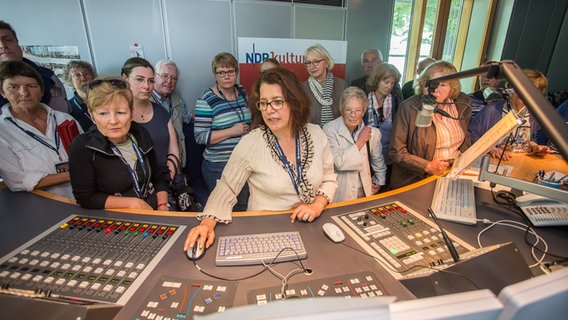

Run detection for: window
[[389, 0, 471, 84]]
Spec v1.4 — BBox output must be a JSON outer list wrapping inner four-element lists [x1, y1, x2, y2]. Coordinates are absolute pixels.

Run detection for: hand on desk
[[489, 142, 550, 161], [527, 142, 550, 157], [290, 196, 327, 223], [490, 147, 512, 161], [184, 218, 217, 252]]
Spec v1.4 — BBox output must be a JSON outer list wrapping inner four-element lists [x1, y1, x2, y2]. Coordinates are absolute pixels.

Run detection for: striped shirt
[[433, 101, 465, 161], [194, 86, 251, 162]]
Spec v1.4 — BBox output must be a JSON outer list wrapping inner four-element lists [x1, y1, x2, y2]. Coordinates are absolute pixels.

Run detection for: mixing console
[[133, 276, 237, 319], [331, 201, 474, 279], [0, 215, 185, 305], [248, 271, 388, 304]]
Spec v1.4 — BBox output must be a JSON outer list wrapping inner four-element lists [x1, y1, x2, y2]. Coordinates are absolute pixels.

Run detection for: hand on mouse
[[184, 218, 217, 251]]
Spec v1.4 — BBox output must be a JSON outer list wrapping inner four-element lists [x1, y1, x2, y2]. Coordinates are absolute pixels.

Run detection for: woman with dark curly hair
[[184, 67, 337, 251]]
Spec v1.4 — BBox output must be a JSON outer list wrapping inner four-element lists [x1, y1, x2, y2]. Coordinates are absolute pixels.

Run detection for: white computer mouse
[[322, 222, 345, 243]]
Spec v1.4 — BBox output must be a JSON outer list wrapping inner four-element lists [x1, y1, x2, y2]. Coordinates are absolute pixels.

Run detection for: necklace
[[134, 105, 151, 120]]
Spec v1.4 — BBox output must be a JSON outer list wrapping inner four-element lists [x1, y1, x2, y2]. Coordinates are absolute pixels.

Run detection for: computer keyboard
[[215, 231, 307, 266], [431, 177, 477, 225], [520, 204, 568, 227]]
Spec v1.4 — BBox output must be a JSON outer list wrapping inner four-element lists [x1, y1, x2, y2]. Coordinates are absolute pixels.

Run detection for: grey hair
[[360, 49, 383, 65], [340, 86, 368, 112], [63, 60, 96, 87], [154, 59, 179, 75]]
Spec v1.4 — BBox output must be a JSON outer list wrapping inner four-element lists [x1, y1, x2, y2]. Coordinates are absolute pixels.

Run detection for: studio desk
[[0, 153, 566, 319]]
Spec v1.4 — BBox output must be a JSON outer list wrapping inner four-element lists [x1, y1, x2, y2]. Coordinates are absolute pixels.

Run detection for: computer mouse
[[322, 222, 345, 243], [186, 237, 206, 261]]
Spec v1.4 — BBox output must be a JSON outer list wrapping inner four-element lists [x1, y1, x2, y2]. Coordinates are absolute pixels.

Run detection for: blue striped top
[[194, 86, 251, 162]]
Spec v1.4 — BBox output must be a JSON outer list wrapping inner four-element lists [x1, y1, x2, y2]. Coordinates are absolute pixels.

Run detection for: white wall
[[2, 0, 398, 105]]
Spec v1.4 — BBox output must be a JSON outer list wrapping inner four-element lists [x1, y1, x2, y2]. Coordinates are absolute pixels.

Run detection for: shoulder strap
[[234, 85, 247, 103], [366, 141, 375, 177], [166, 153, 181, 174]]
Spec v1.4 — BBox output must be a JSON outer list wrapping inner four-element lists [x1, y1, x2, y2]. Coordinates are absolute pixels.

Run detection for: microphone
[[428, 208, 460, 263], [415, 94, 436, 127]]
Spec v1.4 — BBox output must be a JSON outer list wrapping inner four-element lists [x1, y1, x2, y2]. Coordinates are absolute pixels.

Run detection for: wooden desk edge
[[26, 174, 441, 218]]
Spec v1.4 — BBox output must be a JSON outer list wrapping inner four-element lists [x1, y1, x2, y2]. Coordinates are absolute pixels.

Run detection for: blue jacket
[[535, 99, 568, 145], [468, 100, 539, 144]]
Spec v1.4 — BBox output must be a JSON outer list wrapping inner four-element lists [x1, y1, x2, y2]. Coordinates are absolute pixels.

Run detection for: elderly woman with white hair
[[323, 86, 386, 202], [302, 44, 348, 127]]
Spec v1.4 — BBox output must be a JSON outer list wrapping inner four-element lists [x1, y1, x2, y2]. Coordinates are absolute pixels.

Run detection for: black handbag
[[166, 154, 201, 212]]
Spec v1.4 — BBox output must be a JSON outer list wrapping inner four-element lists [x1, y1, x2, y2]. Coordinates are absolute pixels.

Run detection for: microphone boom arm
[[426, 61, 568, 161]]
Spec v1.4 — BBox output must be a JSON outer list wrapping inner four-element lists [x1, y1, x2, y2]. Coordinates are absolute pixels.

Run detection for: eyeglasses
[[256, 99, 286, 111], [156, 73, 178, 82], [87, 79, 128, 91], [71, 72, 92, 80], [215, 70, 236, 77], [344, 108, 364, 116], [304, 58, 325, 67]]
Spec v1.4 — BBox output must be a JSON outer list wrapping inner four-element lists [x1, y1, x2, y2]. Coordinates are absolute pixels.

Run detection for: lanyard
[[216, 85, 246, 123], [273, 135, 303, 195], [109, 137, 148, 198], [8, 115, 62, 161]]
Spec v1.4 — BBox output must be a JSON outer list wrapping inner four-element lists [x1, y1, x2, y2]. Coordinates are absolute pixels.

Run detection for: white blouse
[[198, 123, 337, 223]]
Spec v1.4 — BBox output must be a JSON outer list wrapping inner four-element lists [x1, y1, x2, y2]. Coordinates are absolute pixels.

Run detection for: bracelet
[[158, 202, 168, 209]]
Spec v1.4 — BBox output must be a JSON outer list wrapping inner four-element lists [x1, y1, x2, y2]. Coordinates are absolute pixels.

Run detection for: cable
[[491, 188, 517, 207], [262, 261, 307, 300], [516, 207, 568, 260], [339, 242, 481, 290], [476, 218, 549, 272], [191, 247, 311, 282], [433, 100, 470, 120], [489, 188, 568, 262]]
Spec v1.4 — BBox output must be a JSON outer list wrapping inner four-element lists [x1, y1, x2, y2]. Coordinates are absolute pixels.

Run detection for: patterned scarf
[[308, 72, 334, 126], [262, 125, 315, 204]]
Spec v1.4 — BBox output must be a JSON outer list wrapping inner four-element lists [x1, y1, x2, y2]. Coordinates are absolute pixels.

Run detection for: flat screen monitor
[[496, 267, 568, 320]]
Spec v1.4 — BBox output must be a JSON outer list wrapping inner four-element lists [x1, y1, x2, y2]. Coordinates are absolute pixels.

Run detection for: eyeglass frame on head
[[87, 79, 128, 92], [256, 99, 286, 111], [215, 70, 237, 77], [304, 58, 325, 67]]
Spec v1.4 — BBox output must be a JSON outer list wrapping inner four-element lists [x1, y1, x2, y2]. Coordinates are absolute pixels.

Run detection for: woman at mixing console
[[68, 78, 170, 210], [184, 68, 337, 251]]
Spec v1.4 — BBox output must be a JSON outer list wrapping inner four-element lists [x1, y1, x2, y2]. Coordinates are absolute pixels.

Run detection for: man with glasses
[[63, 60, 96, 131], [350, 49, 383, 94], [0, 20, 71, 114], [151, 59, 191, 168]]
